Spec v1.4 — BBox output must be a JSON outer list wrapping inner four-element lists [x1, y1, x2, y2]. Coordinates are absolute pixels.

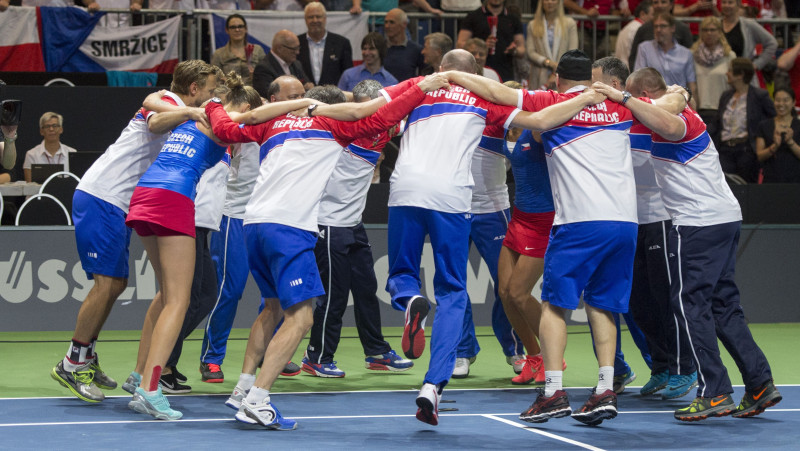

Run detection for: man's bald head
[[268, 75, 305, 102], [626, 67, 667, 98], [272, 30, 301, 63], [440, 49, 477, 74], [385, 8, 407, 25]]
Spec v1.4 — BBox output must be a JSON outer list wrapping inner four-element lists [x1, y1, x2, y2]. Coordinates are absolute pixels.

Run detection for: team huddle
[[50, 48, 781, 430]]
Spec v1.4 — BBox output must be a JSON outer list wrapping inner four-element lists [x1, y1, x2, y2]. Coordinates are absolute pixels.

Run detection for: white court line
[[483, 415, 606, 451], [0, 412, 511, 427], [2, 409, 799, 428]]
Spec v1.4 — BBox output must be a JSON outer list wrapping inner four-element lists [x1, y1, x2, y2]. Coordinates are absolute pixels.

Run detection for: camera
[[0, 99, 22, 127]]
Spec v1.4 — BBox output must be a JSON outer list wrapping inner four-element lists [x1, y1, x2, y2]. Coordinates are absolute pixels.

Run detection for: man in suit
[[253, 29, 313, 97], [299, 2, 353, 86]]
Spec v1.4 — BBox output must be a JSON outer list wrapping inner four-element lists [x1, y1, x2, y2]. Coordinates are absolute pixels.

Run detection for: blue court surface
[[2, 386, 797, 450]]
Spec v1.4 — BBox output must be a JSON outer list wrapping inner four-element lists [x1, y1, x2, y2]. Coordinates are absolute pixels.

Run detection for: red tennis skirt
[[126, 187, 195, 238], [502, 208, 555, 258]]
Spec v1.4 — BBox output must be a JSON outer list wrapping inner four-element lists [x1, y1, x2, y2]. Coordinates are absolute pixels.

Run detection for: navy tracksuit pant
[[629, 220, 695, 376], [305, 223, 391, 363], [669, 221, 772, 397]]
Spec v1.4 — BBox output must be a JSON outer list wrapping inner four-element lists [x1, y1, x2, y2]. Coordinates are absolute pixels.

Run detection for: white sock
[[62, 357, 80, 372], [245, 386, 269, 404], [544, 371, 563, 397], [238, 373, 256, 391], [597, 366, 614, 392]]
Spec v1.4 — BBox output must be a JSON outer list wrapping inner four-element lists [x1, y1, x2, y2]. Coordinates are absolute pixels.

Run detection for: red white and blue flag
[[0, 6, 180, 73], [0, 7, 45, 71]]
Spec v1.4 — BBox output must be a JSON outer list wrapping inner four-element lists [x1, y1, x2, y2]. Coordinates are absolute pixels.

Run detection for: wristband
[[3, 134, 16, 142]]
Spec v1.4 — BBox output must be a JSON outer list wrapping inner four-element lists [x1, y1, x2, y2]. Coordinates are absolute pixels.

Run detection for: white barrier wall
[[1, 225, 799, 331]]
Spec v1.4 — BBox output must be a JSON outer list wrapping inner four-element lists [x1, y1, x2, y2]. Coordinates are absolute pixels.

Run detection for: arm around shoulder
[[443, 71, 518, 106], [777, 42, 800, 71]]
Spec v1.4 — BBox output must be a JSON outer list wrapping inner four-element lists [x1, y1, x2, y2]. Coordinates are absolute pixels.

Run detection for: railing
[[24, 9, 800, 67]]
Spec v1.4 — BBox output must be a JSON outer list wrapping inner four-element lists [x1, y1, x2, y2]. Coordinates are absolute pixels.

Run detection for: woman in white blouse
[[526, 0, 578, 91]]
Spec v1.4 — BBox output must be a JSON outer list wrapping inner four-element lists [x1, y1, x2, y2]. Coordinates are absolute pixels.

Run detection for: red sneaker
[[571, 389, 618, 426], [402, 296, 430, 360], [519, 389, 572, 423], [511, 355, 544, 385], [199, 362, 224, 383]]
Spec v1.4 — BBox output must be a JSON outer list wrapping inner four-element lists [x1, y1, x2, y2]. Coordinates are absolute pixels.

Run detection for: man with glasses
[[23, 112, 77, 182], [629, 0, 693, 69], [634, 13, 697, 109], [253, 29, 313, 97]]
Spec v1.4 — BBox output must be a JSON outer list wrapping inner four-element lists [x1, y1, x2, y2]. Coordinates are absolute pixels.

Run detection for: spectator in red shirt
[[564, 0, 628, 59], [673, 0, 721, 35], [776, 39, 800, 112]]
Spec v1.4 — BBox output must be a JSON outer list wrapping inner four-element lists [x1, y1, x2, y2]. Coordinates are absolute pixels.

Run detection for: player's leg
[[670, 225, 737, 421], [54, 191, 130, 401], [414, 209, 470, 425], [707, 222, 779, 418], [236, 223, 321, 430], [386, 206, 430, 360], [349, 223, 410, 371], [202, 216, 250, 377], [304, 225, 350, 377], [131, 233, 194, 420]]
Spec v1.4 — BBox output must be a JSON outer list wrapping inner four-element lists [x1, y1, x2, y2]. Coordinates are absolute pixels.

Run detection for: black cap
[[556, 49, 592, 82]]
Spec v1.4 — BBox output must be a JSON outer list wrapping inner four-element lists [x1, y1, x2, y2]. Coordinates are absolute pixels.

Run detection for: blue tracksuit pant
[[386, 206, 470, 388], [457, 209, 524, 359], [200, 216, 251, 366]]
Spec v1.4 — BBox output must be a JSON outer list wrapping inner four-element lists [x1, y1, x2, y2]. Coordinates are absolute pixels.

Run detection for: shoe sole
[[235, 412, 257, 424], [451, 372, 469, 379], [402, 299, 429, 360], [640, 381, 669, 396], [128, 398, 183, 420], [415, 397, 439, 426], [160, 386, 192, 394], [50, 368, 103, 403], [614, 373, 637, 394], [301, 365, 345, 378], [662, 381, 698, 400], [94, 382, 117, 391], [122, 382, 138, 395], [572, 406, 618, 426], [225, 398, 242, 411], [200, 365, 224, 383], [237, 408, 297, 430], [280, 370, 302, 377], [731, 392, 782, 418], [519, 407, 572, 423], [365, 362, 413, 372], [675, 405, 735, 422], [511, 377, 544, 386]]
